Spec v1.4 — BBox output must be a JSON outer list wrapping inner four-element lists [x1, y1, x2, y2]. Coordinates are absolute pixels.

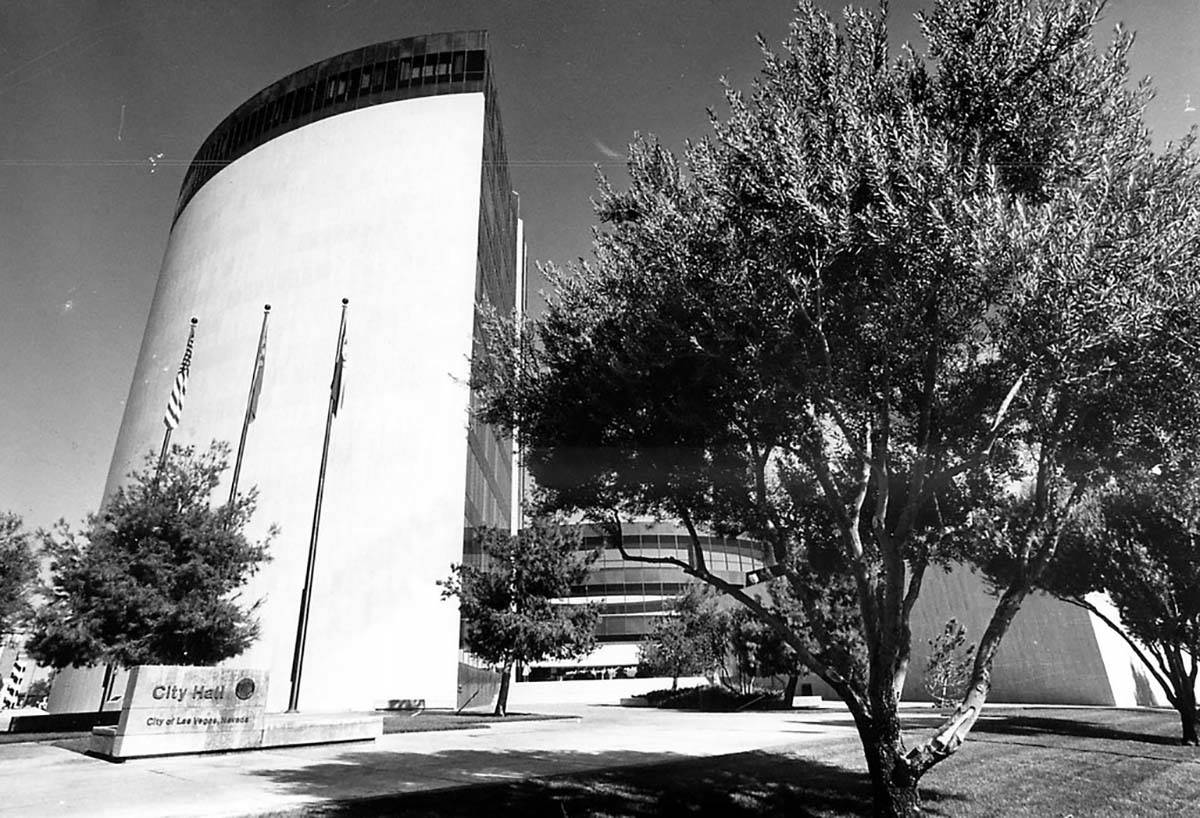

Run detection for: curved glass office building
[[520, 522, 770, 681], [49, 32, 522, 714]]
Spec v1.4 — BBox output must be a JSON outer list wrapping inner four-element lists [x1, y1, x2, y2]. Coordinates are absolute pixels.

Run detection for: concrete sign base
[[87, 665, 381, 760]]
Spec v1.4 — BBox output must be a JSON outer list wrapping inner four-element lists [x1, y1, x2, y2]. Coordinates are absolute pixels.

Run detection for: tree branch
[[797, 435, 879, 643], [691, 565, 871, 720], [851, 421, 873, 536], [678, 507, 710, 574], [604, 506, 872, 723], [785, 276, 868, 467], [902, 559, 926, 624], [905, 581, 1029, 776], [925, 369, 1029, 492], [894, 338, 937, 546], [1061, 595, 1177, 706], [746, 438, 788, 564], [600, 512, 697, 572]]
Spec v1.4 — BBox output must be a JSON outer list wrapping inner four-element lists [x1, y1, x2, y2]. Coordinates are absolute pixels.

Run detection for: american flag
[[163, 321, 196, 430]]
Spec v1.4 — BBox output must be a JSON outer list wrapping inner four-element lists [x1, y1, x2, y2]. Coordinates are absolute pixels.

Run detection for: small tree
[[1041, 461, 1200, 745], [639, 585, 730, 689], [922, 620, 976, 709], [439, 521, 599, 716], [0, 512, 38, 635], [20, 677, 51, 708], [27, 442, 273, 669], [729, 606, 796, 695]]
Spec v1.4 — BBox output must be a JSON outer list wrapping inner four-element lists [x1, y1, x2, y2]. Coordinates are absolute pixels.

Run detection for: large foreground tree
[[474, 1, 1200, 813], [28, 442, 273, 668]]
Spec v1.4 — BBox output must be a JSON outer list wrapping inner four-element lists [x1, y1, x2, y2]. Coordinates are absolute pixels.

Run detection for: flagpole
[[157, 317, 198, 478], [157, 431, 173, 476], [288, 298, 348, 713], [229, 305, 271, 508]]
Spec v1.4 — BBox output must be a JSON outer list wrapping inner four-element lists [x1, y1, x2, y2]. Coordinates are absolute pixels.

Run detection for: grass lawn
[[380, 710, 573, 734], [309, 707, 1200, 817]]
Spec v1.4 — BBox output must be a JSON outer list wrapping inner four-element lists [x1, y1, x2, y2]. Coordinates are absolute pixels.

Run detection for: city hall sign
[[90, 665, 269, 758]]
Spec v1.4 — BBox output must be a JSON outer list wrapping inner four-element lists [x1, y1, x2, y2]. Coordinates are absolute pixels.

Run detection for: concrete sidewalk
[[1, 704, 855, 817]]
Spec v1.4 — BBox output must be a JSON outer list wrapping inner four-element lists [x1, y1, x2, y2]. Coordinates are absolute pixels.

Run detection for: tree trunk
[[783, 672, 799, 705], [1176, 686, 1199, 746], [494, 662, 512, 717], [858, 708, 923, 818]]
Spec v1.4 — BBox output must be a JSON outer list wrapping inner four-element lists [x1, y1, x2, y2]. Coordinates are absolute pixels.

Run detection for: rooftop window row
[[175, 45, 487, 221], [580, 533, 766, 556]]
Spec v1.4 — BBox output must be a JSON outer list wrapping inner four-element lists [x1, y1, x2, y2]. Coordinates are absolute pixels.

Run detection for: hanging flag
[[163, 319, 197, 430], [330, 299, 348, 417], [248, 311, 269, 422], [228, 306, 271, 508]]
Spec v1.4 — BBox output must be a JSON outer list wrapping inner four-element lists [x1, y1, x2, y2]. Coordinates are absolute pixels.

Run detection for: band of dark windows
[[175, 40, 489, 224]]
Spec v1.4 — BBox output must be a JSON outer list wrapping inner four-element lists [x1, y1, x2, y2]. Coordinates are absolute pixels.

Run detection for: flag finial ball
[[264, 304, 271, 312], [190, 316, 198, 325], [341, 298, 349, 306]]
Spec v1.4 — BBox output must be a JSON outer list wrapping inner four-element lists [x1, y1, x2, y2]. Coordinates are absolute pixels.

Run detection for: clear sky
[[2, 0, 1197, 532]]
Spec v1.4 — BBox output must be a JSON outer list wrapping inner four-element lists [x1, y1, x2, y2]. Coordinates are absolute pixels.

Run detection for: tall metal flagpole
[[127, 315, 195, 711], [229, 305, 271, 508], [158, 317, 198, 478], [288, 298, 348, 712]]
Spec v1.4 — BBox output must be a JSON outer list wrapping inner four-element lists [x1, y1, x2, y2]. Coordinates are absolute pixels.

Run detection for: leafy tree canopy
[[0, 512, 39, 635], [639, 585, 730, 687], [27, 442, 273, 669], [440, 521, 599, 714], [1039, 455, 1200, 744]]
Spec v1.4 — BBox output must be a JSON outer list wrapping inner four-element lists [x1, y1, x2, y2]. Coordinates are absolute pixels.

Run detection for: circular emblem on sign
[[235, 677, 256, 701]]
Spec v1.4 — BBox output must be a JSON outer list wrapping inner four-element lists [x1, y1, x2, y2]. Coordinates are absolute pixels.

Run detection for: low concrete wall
[[507, 676, 709, 706], [48, 665, 128, 714], [457, 662, 501, 712]]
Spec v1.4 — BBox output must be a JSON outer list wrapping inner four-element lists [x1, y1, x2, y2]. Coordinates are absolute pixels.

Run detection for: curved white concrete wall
[[66, 93, 490, 713]]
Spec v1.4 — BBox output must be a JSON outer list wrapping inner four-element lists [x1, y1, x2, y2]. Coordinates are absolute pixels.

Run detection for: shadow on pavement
[[252, 748, 966, 817]]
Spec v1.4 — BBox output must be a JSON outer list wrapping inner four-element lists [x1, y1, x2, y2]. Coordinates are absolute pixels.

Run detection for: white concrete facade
[[798, 564, 1179, 707], [55, 92, 502, 714]]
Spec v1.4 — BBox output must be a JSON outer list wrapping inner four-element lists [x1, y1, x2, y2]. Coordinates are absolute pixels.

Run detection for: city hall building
[[47, 31, 1178, 717], [50, 32, 521, 714]]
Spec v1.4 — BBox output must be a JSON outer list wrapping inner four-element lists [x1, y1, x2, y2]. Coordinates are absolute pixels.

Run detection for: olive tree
[[473, 1, 1200, 813]]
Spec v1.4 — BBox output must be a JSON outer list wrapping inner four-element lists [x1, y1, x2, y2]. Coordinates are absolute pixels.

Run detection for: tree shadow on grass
[[252, 748, 967, 817], [817, 711, 1183, 749], [968, 715, 1183, 748]]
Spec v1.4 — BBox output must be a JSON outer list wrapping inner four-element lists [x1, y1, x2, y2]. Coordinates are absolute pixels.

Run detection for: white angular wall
[[796, 564, 1178, 707], [56, 93, 490, 713]]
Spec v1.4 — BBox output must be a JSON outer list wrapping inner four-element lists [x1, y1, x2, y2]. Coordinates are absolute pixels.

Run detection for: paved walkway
[[1, 704, 856, 817]]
